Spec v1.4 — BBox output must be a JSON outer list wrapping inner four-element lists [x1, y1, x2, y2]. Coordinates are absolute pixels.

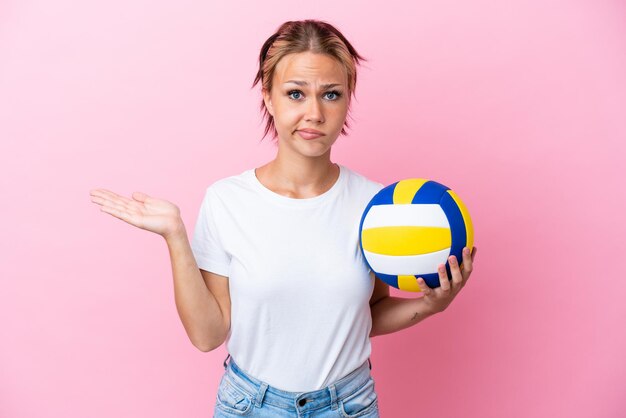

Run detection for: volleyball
[[359, 179, 474, 292]]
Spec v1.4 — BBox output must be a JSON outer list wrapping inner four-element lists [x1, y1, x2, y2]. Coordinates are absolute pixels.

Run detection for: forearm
[[165, 226, 226, 351], [369, 296, 439, 337]]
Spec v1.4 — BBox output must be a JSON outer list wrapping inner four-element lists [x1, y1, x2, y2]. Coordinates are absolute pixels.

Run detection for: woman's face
[[262, 51, 349, 160]]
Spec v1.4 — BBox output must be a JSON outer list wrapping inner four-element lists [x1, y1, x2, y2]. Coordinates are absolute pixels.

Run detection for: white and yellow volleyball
[[359, 179, 474, 292]]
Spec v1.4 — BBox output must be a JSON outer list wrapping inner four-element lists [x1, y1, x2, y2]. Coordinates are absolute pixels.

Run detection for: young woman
[[90, 19, 476, 418]]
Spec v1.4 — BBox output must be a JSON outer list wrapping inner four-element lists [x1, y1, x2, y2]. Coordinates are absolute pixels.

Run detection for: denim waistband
[[221, 354, 373, 413]]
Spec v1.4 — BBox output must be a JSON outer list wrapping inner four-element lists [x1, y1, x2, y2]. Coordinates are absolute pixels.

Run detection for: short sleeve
[[190, 187, 231, 277]]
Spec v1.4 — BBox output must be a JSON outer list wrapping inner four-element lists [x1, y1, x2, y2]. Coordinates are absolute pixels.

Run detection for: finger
[[438, 263, 451, 291], [460, 247, 474, 277], [89, 189, 123, 199], [91, 189, 134, 205], [91, 193, 129, 213], [91, 189, 143, 213], [448, 255, 463, 287], [99, 204, 137, 224], [417, 278, 432, 296], [89, 193, 113, 208], [131, 191, 150, 203]]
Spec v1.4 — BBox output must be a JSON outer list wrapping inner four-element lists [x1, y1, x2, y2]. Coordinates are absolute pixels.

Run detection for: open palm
[[89, 189, 183, 238]]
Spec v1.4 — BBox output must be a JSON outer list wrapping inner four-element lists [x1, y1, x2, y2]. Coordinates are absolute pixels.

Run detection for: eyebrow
[[284, 80, 344, 89]]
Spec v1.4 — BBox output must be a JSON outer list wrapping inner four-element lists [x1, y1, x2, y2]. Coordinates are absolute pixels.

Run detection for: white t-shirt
[[191, 164, 384, 392]]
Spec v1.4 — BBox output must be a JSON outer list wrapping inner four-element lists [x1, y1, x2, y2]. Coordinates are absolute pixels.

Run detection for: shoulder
[[197, 170, 261, 216], [203, 169, 256, 200], [341, 165, 385, 197]]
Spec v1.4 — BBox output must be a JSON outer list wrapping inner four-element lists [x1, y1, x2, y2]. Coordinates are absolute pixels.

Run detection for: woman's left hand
[[417, 246, 477, 313]]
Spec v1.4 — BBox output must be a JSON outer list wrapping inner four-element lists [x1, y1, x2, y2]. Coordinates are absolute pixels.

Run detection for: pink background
[[1, 0, 625, 417]]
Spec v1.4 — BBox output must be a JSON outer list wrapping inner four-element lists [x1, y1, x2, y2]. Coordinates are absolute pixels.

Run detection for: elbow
[[369, 329, 382, 339], [194, 340, 220, 352], [192, 333, 226, 352], [194, 341, 211, 352], [190, 322, 229, 352], [369, 324, 379, 339]]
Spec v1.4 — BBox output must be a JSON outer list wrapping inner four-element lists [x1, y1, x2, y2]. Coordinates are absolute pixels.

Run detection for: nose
[[305, 97, 324, 123]]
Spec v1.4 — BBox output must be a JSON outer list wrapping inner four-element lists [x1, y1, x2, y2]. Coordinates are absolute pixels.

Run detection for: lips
[[297, 129, 324, 140]]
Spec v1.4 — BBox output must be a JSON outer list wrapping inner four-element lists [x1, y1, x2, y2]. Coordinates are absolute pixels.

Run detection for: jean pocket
[[339, 377, 379, 418], [215, 375, 253, 416]]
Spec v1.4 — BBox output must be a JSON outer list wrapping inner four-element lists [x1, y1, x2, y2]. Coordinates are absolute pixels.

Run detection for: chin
[[292, 142, 333, 158]]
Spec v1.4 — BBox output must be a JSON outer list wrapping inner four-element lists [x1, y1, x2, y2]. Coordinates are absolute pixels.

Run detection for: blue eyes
[[289, 90, 303, 100], [287, 90, 343, 101]]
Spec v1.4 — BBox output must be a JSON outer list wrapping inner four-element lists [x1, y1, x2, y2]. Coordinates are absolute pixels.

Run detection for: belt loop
[[328, 384, 339, 411], [368, 358, 372, 370], [255, 382, 269, 407], [223, 354, 231, 369]]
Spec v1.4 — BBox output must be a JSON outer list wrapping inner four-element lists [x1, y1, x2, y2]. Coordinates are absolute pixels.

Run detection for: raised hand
[[89, 189, 184, 239], [417, 246, 477, 313]]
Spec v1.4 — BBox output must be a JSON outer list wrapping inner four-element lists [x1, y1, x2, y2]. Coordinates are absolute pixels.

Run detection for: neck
[[256, 149, 340, 198], [275, 150, 336, 185]]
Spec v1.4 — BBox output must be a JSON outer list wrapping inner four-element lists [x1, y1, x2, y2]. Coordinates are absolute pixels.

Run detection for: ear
[[262, 88, 274, 117]]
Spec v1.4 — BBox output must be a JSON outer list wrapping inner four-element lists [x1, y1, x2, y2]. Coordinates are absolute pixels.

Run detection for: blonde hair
[[252, 20, 367, 141]]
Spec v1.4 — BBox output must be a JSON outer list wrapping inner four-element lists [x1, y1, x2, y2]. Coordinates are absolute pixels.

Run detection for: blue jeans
[[213, 354, 379, 417]]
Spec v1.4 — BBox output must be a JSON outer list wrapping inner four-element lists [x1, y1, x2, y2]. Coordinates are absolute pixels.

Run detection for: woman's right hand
[[89, 189, 185, 240]]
